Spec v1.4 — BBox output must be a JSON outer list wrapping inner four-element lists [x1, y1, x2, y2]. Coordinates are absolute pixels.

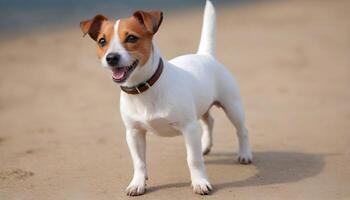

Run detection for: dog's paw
[[237, 148, 253, 165], [192, 178, 212, 195], [126, 178, 146, 196]]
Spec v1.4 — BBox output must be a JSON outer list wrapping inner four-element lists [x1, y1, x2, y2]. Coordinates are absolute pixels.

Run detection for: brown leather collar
[[120, 58, 164, 95]]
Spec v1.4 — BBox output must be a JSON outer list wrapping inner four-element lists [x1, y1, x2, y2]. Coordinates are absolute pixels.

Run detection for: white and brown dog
[[80, 0, 252, 196]]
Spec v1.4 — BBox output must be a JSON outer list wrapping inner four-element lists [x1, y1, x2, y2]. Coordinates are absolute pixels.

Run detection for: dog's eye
[[98, 37, 107, 47], [125, 35, 139, 43]]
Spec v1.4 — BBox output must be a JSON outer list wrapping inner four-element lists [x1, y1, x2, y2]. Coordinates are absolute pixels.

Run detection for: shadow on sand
[[148, 151, 325, 193]]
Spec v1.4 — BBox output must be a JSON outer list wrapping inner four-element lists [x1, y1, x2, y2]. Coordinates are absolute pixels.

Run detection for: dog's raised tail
[[197, 0, 216, 57]]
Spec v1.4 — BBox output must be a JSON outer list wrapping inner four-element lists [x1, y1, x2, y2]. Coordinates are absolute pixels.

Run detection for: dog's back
[[168, 0, 242, 116]]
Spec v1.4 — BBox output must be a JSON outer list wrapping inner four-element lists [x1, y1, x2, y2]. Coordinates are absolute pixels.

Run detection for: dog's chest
[[135, 113, 182, 137], [122, 95, 183, 137]]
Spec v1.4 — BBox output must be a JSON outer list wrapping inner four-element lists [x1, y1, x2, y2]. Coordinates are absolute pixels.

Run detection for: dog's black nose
[[106, 53, 120, 66]]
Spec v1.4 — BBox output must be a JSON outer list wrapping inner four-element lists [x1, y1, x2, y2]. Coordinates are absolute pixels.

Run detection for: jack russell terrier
[[80, 0, 252, 196]]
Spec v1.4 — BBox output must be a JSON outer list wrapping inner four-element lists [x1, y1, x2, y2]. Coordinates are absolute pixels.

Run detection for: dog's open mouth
[[112, 60, 139, 83]]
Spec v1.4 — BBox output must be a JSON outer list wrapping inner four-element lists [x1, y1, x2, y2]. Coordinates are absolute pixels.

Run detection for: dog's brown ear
[[133, 10, 163, 34], [80, 14, 108, 41]]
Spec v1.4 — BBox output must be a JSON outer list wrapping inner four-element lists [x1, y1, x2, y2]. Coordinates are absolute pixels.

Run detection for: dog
[[80, 0, 252, 196]]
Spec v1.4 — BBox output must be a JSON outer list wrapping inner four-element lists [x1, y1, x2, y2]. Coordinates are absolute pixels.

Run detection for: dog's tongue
[[112, 67, 127, 80]]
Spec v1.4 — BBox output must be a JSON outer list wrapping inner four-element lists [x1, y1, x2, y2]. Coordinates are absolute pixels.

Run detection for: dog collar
[[120, 58, 164, 95]]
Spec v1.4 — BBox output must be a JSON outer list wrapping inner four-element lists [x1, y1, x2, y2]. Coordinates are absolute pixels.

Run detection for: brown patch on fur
[[118, 11, 163, 66], [80, 15, 108, 41], [133, 11, 163, 34], [80, 15, 115, 59], [118, 18, 152, 65], [80, 11, 162, 66], [96, 20, 115, 59]]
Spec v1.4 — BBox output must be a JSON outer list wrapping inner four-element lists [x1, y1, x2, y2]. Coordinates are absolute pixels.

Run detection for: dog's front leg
[[125, 128, 147, 196], [182, 122, 212, 195]]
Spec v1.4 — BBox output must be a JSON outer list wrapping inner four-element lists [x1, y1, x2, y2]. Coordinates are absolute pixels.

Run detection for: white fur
[[106, 0, 252, 196], [197, 0, 216, 56], [101, 20, 131, 68]]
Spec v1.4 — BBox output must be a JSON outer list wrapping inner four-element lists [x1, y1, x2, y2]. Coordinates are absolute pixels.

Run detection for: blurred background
[[0, 0, 254, 37], [0, 0, 349, 199]]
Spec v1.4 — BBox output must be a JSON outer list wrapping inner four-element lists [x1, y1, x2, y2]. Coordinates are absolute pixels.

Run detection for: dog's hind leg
[[200, 111, 214, 155], [219, 97, 253, 164]]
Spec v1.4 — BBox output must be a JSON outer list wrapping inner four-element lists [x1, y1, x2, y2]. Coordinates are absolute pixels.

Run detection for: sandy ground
[[1, 0, 350, 199]]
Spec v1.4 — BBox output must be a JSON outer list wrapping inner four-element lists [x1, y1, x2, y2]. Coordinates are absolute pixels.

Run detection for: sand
[[1, 0, 350, 199]]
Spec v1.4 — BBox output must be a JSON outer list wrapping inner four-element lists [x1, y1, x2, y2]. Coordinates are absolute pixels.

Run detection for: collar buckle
[[135, 87, 141, 94], [145, 82, 151, 89]]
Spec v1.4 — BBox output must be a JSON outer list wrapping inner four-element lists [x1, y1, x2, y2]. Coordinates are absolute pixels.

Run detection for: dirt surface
[[1, 0, 350, 199]]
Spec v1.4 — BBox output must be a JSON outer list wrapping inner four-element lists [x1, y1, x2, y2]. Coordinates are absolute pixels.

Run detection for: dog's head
[[80, 11, 163, 84]]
